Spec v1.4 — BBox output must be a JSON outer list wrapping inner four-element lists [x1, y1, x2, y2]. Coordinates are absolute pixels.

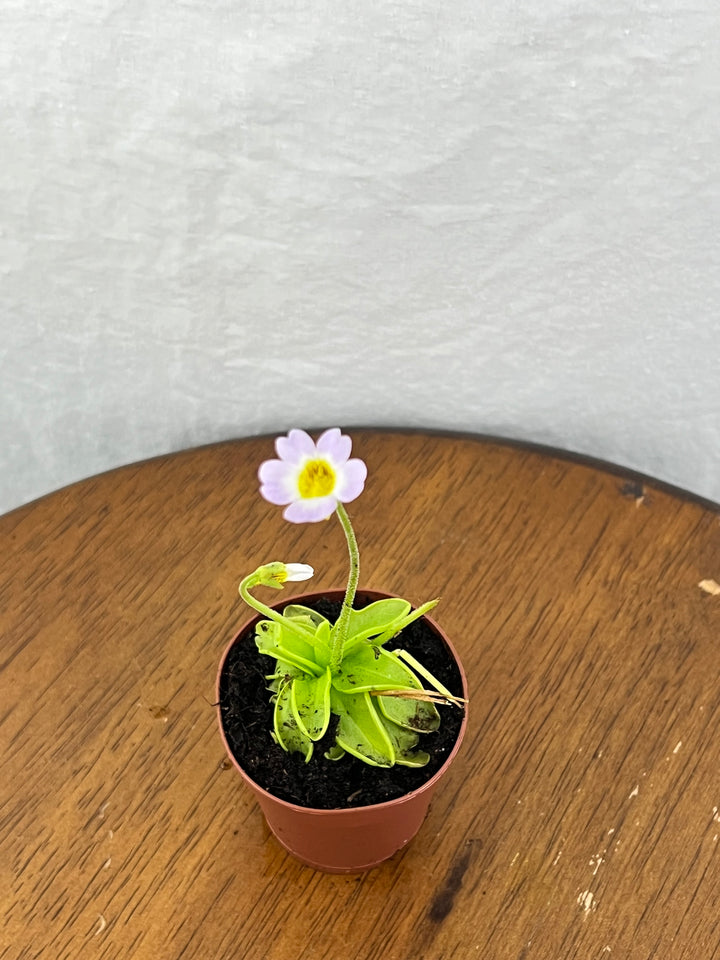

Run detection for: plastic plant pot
[[217, 590, 468, 874]]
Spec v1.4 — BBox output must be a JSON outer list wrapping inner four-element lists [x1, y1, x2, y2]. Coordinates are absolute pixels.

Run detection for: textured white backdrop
[[2, 0, 719, 514]]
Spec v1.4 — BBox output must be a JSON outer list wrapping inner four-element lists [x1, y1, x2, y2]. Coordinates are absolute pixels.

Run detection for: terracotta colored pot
[[217, 590, 468, 874]]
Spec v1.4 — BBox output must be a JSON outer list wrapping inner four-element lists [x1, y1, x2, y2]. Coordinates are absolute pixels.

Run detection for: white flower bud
[[283, 563, 314, 582]]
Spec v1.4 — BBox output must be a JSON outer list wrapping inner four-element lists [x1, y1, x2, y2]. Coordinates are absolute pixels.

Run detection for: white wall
[[2, 0, 719, 515]]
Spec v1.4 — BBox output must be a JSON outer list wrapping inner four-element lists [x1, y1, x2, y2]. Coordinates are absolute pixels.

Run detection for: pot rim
[[216, 587, 469, 816]]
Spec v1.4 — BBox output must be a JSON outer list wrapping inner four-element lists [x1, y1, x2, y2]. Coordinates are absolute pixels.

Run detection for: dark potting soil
[[218, 596, 466, 810]]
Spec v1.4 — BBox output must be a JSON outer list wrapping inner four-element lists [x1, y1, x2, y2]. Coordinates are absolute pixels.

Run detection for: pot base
[[269, 831, 412, 874]]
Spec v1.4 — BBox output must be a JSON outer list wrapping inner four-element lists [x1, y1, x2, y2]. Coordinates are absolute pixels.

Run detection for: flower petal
[[276, 429, 316, 463], [283, 496, 338, 523], [259, 481, 295, 505], [258, 459, 297, 504], [258, 458, 293, 484], [336, 458, 368, 503], [316, 428, 351, 464]]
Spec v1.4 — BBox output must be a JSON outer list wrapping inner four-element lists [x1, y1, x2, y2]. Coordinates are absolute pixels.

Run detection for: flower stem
[[330, 503, 360, 671], [239, 572, 314, 641]]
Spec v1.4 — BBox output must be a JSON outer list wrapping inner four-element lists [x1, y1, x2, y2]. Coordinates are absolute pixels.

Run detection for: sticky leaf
[[332, 645, 420, 694], [291, 668, 332, 741], [273, 680, 313, 761], [331, 689, 395, 767]]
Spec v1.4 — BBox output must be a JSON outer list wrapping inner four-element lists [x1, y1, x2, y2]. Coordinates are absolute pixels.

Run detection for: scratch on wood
[[577, 890, 598, 914], [698, 579, 720, 596]]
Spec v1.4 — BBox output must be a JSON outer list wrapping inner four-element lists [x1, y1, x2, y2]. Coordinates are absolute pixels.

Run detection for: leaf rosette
[[254, 594, 459, 767]]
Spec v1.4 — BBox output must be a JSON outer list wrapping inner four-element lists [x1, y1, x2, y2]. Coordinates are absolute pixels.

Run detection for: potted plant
[[217, 428, 468, 873]]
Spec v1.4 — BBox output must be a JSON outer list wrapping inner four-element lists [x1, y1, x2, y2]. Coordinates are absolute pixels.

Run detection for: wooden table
[[2, 430, 719, 960]]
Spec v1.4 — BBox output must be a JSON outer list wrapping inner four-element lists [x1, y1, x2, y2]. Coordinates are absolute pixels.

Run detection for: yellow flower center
[[298, 459, 336, 498]]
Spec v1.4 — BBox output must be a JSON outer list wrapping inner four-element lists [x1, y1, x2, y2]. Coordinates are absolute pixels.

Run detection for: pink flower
[[258, 428, 367, 523]]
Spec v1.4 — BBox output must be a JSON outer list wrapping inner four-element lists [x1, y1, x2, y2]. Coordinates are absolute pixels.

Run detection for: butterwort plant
[[238, 428, 465, 768]]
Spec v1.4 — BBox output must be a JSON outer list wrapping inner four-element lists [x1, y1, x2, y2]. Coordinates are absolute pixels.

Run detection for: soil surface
[[218, 595, 466, 809]]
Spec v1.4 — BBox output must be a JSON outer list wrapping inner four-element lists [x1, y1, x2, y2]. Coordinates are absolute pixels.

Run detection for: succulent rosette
[[238, 428, 465, 768]]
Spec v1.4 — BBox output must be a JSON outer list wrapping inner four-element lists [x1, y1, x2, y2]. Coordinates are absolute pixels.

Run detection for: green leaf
[[332, 645, 422, 694], [273, 680, 313, 761], [290, 668, 332, 741], [255, 620, 323, 677], [282, 605, 329, 632], [333, 599, 411, 654], [255, 619, 281, 650], [324, 743, 346, 761], [380, 717, 431, 768], [331, 689, 395, 767], [265, 658, 305, 693], [312, 619, 332, 669], [376, 690, 441, 733], [371, 599, 440, 648]]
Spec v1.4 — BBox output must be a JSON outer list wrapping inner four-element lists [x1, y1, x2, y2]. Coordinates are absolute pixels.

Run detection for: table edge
[[3, 425, 719, 521]]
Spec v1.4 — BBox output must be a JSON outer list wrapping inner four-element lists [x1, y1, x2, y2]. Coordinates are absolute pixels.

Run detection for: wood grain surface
[[1, 430, 719, 960]]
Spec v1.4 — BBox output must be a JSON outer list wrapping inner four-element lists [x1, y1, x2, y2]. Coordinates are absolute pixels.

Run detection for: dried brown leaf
[[370, 689, 468, 707]]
